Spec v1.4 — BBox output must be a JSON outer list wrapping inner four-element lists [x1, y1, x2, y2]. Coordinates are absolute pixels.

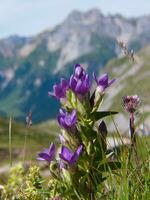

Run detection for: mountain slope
[[101, 45, 150, 134], [0, 9, 150, 122], [0, 117, 59, 166]]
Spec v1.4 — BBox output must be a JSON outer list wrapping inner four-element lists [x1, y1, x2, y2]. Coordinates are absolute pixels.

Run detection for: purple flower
[[69, 64, 90, 95], [48, 78, 69, 99], [74, 64, 85, 78], [57, 109, 77, 130], [123, 95, 140, 114], [59, 145, 83, 165], [37, 143, 55, 163], [93, 72, 115, 93]]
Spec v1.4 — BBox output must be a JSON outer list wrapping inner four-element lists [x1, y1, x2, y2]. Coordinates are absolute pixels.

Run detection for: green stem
[[128, 113, 139, 167], [23, 128, 28, 164], [87, 173, 96, 200], [9, 117, 12, 167], [130, 113, 136, 150], [73, 187, 82, 200]]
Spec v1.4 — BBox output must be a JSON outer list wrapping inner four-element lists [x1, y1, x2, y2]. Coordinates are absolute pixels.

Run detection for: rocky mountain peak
[[0, 9, 150, 122]]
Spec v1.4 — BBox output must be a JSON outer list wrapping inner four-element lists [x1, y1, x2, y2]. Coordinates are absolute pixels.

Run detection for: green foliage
[[18, 166, 45, 200], [0, 117, 58, 165], [91, 111, 118, 121], [2, 164, 25, 200], [1, 47, 150, 200], [1, 138, 150, 200], [2, 165, 49, 200], [105, 45, 150, 118], [34, 66, 121, 200]]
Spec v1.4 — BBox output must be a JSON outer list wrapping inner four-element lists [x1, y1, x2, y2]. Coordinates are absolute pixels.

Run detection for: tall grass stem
[[23, 128, 28, 164], [9, 116, 12, 167]]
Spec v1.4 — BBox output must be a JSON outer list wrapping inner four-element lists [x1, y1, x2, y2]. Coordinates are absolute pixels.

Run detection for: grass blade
[[9, 116, 12, 167]]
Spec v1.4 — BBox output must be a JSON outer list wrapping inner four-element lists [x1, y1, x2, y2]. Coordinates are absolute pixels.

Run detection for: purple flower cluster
[[49, 64, 115, 100], [37, 107, 81, 166], [69, 64, 90, 95], [38, 63, 115, 168], [37, 108, 81, 165]]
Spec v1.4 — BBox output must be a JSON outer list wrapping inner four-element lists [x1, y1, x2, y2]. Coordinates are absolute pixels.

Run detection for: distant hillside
[[101, 45, 150, 134], [0, 9, 150, 122], [0, 117, 59, 165]]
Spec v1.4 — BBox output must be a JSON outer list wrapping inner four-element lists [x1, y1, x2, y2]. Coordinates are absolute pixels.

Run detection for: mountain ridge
[[0, 8, 150, 122]]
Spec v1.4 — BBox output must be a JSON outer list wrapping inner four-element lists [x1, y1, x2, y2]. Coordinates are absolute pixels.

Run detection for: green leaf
[[66, 90, 77, 108], [98, 161, 121, 172], [62, 168, 73, 186], [91, 111, 118, 121], [107, 161, 121, 170]]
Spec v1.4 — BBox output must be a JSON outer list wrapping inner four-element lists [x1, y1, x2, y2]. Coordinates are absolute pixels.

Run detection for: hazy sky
[[0, 0, 150, 38]]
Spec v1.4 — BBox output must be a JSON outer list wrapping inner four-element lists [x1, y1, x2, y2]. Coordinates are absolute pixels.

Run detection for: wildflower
[[123, 95, 140, 114], [48, 78, 69, 100], [59, 144, 83, 165], [118, 40, 135, 61], [69, 64, 90, 95], [93, 72, 115, 94], [123, 95, 140, 162], [26, 110, 32, 128], [57, 109, 77, 130], [37, 143, 55, 163], [118, 40, 128, 55]]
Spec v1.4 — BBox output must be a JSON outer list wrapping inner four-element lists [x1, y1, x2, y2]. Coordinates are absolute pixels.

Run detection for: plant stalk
[[9, 117, 12, 167], [23, 127, 28, 164], [129, 113, 139, 166]]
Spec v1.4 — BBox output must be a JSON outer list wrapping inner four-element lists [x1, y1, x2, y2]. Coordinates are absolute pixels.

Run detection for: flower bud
[[98, 121, 107, 152]]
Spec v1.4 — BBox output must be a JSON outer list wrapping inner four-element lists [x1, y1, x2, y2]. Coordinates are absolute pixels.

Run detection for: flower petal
[[70, 110, 77, 124], [48, 91, 55, 97], [61, 78, 69, 94], [75, 79, 83, 93], [98, 73, 108, 86], [37, 153, 51, 162], [54, 85, 64, 98], [70, 153, 78, 165], [74, 64, 83, 78], [59, 146, 73, 163], [70, 145, 83, 165], [49, 143, 55, 156], [93, 72, 99, 84], [107, 79, 115, 87], [76, 144, 83, 156], [59, 109, 66, 116], [69, 75, 77, 90]]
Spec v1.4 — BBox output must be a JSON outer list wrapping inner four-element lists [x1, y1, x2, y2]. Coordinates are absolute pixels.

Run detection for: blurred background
[[0, 0, 149, 173]]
